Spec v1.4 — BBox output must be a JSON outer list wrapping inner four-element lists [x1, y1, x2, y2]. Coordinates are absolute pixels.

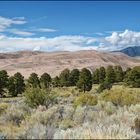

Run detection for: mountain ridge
[[114, 46, 140, 57]]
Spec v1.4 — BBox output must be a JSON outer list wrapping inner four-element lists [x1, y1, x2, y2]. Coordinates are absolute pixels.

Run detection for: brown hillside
[[0, 50, 140, 78]]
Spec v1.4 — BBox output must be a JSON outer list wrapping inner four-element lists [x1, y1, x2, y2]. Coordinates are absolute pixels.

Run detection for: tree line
[[0, 65, 140, 97]]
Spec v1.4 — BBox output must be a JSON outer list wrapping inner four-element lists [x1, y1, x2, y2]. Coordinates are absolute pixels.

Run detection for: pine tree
[[77, 68, 92, 92], [99, 67, 106, 83], [69, 69, 80, 86], [92, 68, 99, 84], [0, 70, 9, 96], [125, 67, 132, 73], [124, 67, 132, 79], [59, 68, 70, 87], [40, 73, 52, 89], [8, 76, 16, 96], [52, 76, 60, 87], [27, 73, 40, 88], [8, 72, 25, 97], [114, 65, 124, 82], [124, 66, 140, 87], [105, 65, 116, 84]]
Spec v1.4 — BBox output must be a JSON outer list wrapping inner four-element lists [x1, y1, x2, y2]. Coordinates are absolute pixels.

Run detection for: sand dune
[[0, 50, 140, 78]]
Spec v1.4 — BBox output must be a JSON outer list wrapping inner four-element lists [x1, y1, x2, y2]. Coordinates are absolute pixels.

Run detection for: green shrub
[[24, 87, 57, 108], [0, 103, 8, 115], [59, 119, 75, 130], [97, 80, 112, 93], [100, 86, 140, 106], [73, 93, 97, 108]]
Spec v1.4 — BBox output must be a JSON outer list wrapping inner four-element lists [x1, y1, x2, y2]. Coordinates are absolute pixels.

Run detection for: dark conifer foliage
[[52, 76, 60, 87], [69, 69, 80, 86], [27, 73, 40, 88], [99, 67, 106, 83], [124, 66, 140, 87], [92, 68, 99, 84], [77, 68, 92, 92], [114, 65, 124, 82], [59, 68, 71, 87], [40, 73, 52, 89], [105, 65, 116, 84], [8, 72, 25, 97], [0, 70, 9, 96]]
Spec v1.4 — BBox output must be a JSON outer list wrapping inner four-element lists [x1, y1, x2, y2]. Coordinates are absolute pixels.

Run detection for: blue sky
[[0, 1, 140, 52]]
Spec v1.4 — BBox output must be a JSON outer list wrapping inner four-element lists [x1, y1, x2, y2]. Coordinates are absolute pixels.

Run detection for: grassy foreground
[[0, 84, 140, 139]]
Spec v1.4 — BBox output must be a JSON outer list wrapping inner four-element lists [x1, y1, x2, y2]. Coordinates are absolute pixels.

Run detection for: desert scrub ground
[[0, 84, 140, 139]]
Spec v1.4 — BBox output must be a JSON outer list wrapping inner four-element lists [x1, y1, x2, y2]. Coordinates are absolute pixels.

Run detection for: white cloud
[[99, 29, 140, 51], [106, 32, 120, 46], [0, 16, 26, 32], [0, 27, 140, 52], [36, 28, 57, 32], [0, 35, 98, 52], [86, 38, 98, 44], [9, 29, 34, 36]]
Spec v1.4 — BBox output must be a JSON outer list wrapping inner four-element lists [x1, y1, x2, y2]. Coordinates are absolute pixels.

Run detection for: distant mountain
[[0, 50, 140, 78], [115, 46, 140, 57]]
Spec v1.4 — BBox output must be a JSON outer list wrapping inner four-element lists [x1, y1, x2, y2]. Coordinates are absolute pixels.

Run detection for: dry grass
[[0, 85, 140, 139]]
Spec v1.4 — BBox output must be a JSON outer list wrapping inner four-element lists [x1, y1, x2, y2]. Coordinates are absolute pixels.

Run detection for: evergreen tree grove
[[52, 76, 60, 87], [124, 67, 132, 79], [40, 73, 52, 89], [59, 68, 70, 87], [27, 73, 40, 88], [124, 66, 140, 87], [69, 69, 80, 86], [99, 67, 106, 83], [0, 70, 9, 96], [92, 68, 99, 84], [77, 68, 92, 92], [105, 65, 116, 84], [114, 65, 124, 82], [8, 72, 25, 97]]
